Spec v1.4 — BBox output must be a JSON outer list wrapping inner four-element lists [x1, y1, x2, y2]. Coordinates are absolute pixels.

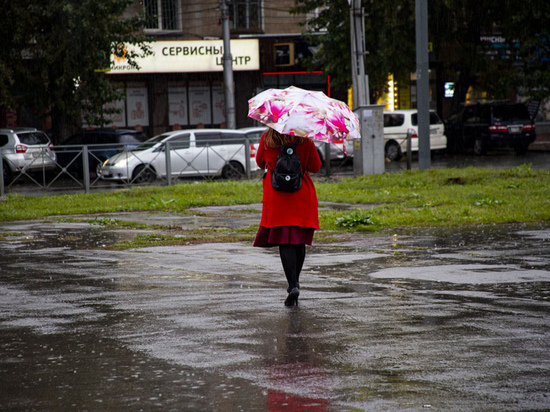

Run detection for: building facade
[[103, 0, 327, 137]]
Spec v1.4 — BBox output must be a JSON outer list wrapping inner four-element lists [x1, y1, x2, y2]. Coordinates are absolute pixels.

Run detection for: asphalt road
[[1, 207, 549, 411]]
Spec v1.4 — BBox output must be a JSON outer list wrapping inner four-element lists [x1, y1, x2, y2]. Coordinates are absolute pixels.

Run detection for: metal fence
[[1, 140, 352, 195]]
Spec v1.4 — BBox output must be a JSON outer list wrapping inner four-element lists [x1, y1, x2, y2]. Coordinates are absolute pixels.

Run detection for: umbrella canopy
[[247, 86, 360, 142]]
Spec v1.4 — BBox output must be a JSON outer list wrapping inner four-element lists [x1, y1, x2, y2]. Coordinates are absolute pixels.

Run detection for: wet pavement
[[1, 207, 550, 411]]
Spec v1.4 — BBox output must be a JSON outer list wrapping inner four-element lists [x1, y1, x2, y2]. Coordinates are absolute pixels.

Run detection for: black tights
[[279, 244, 306, 291]]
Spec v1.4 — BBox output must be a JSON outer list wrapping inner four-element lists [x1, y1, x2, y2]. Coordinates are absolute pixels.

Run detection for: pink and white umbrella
[[247, 86, 360, 143]]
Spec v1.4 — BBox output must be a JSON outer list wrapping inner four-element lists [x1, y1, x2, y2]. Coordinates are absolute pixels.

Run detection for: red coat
[[256, 133, 322, 229]]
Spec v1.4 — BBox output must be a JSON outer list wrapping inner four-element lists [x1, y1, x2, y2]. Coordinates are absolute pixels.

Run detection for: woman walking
[[253, 127, 322, 306]]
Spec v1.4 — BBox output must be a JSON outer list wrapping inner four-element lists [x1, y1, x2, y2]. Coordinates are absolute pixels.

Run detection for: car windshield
[[17, 131, 50, 145], [118, 134, 144, 145], [133, 133, 170, 151], [493, 104, 530, 122]]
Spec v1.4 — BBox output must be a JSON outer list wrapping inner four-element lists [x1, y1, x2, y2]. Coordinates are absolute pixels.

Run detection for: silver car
[[98, 129, 260, 183], [0, 127, 57, 184]]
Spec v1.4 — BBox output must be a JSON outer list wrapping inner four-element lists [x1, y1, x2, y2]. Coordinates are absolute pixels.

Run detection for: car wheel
[[221, 161, 245, 179], [90, 157, 107, 178], [95, 161, 104, 177], [473, 138, 487, 156], [132, 164, 156, 184], [2, 161, 13, 185], [385, 141, 402, 161]]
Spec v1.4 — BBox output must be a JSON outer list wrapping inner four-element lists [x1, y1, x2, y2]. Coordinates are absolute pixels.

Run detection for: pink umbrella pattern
[[248, 86, 360, 143]]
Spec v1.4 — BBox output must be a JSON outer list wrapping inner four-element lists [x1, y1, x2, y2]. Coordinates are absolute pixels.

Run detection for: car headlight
[[113, 157, 129, 167]]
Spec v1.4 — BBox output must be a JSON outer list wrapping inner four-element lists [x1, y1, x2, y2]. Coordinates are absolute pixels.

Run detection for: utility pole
[[220, 0, 236, 129], [349, 0, 369, 108], [415, 0, 430, 169]]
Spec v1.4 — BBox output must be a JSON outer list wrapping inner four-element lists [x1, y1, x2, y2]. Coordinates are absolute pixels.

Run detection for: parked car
[[55, 128, 147, 177], [239, 126, 351, 164], [444, 102, 536, 155], [98, 129, 260, 183], [238, 126, 266, 143], [0, 127, 56, 184], [383, 110, 447, 161]]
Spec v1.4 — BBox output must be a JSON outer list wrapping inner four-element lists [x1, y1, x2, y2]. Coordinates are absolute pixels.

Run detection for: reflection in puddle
[[266, 309, 329, 410]]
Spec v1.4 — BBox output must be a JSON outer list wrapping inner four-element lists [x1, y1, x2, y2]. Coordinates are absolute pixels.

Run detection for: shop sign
[[110, 39, 259, 74]]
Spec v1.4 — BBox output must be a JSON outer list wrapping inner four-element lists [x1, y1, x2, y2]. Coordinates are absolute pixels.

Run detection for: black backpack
[[271, 143, 303, 192]]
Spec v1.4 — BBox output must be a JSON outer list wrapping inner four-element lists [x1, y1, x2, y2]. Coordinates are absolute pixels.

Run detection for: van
[[98, 129, 259, 183]]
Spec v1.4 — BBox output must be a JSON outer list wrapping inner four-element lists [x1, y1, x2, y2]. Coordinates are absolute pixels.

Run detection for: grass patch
[[105, 228, 256, 250], [1, 166, 549, 237]]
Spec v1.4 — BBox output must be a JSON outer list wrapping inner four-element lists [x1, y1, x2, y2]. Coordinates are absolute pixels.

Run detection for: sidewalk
[[1, 211, 550, 411], [531, 132, 550, 150]]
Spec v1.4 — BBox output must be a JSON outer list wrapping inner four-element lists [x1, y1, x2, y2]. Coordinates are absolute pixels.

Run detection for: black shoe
[[284, 287, 300, 306], [287, 283, 300, 293]]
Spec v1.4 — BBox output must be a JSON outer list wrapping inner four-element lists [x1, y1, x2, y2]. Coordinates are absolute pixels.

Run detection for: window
[[274, 43, 295, 67], [221, 132, 246, 144], [17, 132, 50, 145], [144, 0, 181, 31], [231, 0, 262, 31], [463, 106, 477, 124], [384, 114, 404, 128], [168, 135, 190, 150], [411, 112, 442, 126], [195, 133, 222, 147]]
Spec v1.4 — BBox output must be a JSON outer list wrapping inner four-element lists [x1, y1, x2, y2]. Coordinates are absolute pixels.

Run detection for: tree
[[0, 0, 152, 142], [291, 0, 416, 104], [292, 0, 550, 112], [427, 0, 550, 112]]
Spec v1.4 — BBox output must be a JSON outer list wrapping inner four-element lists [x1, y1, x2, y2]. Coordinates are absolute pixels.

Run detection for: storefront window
[[168, 86, 188, 127], [188, 81, 213, 126]]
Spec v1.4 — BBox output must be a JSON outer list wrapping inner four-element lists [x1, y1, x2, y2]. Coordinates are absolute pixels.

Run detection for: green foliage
[[1, 168, 550, 233], [335, 209, 374, 228], [291, 0, 550, 106], [0, 0, 152, 141], [90, 217, 118, 226], [291, 0, 416, 100], [472, 197, 503, 207]]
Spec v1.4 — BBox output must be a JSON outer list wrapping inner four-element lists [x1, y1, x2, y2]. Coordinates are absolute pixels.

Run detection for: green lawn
[[1, 165, 549, 235]]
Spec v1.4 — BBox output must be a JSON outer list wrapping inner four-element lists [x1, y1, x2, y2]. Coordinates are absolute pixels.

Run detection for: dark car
[[444, 102, 536, 155], [55, 128, 147, 176]]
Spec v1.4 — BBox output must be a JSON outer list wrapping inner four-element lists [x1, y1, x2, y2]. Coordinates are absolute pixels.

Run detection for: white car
[[98, 129, 260, 183], [383, 110, 447, 161]]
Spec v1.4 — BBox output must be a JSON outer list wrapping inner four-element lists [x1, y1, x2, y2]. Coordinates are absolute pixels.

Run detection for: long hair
[[264, 128, 304, 149]]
